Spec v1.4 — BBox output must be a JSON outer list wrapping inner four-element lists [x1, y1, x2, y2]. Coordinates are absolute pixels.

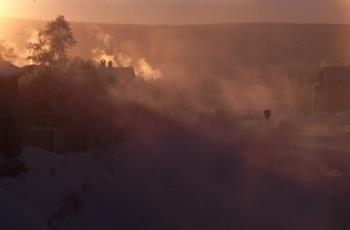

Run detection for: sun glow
[[0, 0, 36, 19], [0, 1, 15, 18]]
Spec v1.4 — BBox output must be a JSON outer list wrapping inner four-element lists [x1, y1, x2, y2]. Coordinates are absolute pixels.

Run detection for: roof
[[321, 66, 350, 81], [100, 67, 136, 79], [21, 64, 39, 73], [0, 60, 22, 78]]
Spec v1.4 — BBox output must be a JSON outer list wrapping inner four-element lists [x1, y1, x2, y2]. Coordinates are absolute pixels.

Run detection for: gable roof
[[100, 67, 136, 79], [0, 60, 22, 78], [111, 67, 136, 79], [322, 66, 350, 81]]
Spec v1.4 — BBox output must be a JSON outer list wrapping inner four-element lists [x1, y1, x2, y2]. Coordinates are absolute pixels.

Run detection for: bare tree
[[27, 15, 76, 67]]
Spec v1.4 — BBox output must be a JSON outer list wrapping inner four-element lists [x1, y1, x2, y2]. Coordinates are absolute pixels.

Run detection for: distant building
[[99, 60, 136, 81], [109, 67, 136, 80], [312, 66, 350, 113]]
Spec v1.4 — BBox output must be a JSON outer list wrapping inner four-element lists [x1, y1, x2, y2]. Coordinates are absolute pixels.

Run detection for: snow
[[1, 113, 350, 229], [0, 147, 128, 230], [0, 188, 47, 230]]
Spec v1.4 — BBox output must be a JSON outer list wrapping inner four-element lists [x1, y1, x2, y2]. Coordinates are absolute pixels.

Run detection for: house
[[0, 60, 22, 158], [311, 66, 350, 113], [99, 60, 136, 82], [0, 61, 128, 154], [109, 67, 136, 81]]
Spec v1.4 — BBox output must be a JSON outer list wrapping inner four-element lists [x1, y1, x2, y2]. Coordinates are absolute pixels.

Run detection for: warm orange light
[[0, 1, 12, 18]]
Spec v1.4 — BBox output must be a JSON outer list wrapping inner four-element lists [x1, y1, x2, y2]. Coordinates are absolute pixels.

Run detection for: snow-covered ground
[[1, 112, 350, 230], [0, 147, 140, 230]]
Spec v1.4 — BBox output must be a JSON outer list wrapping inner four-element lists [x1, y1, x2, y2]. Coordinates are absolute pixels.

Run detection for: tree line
[[1, 15, 76, 67]]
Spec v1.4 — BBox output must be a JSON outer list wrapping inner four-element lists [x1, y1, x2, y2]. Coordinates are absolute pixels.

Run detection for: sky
[[1, 0, 350, 24]]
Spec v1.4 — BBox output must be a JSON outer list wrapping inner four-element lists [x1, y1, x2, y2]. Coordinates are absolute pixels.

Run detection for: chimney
[[108, 60, 113, 68], [100, 59, 106, 68]]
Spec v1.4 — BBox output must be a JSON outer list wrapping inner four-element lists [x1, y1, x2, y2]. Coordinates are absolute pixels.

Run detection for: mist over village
[[2, 1, 350, 230]]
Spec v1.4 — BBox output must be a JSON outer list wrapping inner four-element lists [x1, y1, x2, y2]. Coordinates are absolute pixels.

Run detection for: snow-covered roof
[[0, 60, 22, 78]]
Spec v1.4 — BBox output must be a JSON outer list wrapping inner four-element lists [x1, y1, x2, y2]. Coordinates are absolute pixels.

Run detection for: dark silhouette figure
[[264, 109, 272, 124]]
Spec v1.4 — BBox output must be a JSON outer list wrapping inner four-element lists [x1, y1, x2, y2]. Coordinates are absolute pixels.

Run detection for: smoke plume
[[87, 25, 162, 80]]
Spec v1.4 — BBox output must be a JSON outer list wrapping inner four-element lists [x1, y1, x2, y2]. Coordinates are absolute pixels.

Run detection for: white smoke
[[87, 25, 162, 80], [136, 58, 163, 80]]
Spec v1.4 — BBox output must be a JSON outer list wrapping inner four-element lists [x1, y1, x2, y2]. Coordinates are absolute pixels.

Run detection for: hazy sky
[[1, 0, 350, 24]]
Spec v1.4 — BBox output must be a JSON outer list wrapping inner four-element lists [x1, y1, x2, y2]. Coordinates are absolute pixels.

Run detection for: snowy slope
[[0, 147, 139, 230], [0, 187, 47, 230]]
